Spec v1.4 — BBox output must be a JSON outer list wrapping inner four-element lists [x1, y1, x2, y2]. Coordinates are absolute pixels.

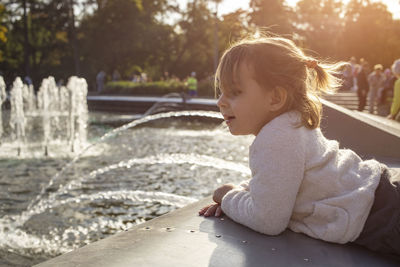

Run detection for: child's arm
[[221, 126, 306, 236]]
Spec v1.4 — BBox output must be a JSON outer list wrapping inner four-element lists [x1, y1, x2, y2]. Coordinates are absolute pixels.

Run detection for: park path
[[323, 90, 368, 111]]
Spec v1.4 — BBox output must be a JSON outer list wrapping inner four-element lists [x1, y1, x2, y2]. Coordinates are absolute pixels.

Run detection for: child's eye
[[233, 90, 242, 96]]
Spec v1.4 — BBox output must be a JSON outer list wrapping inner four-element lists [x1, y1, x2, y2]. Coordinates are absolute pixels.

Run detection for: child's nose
[[217, 94, 227, 108]]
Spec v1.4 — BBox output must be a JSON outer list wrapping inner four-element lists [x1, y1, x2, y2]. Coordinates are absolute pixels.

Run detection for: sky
[[176, 0, 400, 19]]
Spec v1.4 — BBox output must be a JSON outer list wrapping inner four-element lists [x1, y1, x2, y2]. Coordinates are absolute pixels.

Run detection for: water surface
[[0, 113, 253, 266]]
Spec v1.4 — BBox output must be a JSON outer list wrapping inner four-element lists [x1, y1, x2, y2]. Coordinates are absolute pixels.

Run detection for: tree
[[0, 0, 78, 84], [78, 0, 178, 82], [295, 0, 344, 58], [218, 9, 249, 51], [249, 0, 294, 34], [339, 0, 400, 67], [0, 4, 8, 62], [170, 0, 219, 79], [67, 0, 80, 75]]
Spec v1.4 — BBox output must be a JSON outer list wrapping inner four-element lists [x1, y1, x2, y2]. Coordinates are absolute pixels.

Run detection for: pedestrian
[[368, 64, 385, 114], [356, 60, 369, 111], [387, 59, 400, 121], [186, 72, 198, 97], [96, 70, 106, 93], [112, 70, 121, 81]]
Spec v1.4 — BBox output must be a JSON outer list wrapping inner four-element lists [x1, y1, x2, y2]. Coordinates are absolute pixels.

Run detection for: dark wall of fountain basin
[[87, 95, 219, 113]]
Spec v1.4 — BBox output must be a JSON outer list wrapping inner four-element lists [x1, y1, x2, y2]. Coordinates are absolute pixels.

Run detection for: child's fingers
[[198, 204, 213, 215], [198, 206, 208, 215], [215, 206, 223, 217], [199, 204, 223, 217], [204, 205, 217, 217]]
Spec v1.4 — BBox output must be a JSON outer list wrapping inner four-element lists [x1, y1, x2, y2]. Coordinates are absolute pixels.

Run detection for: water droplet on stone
[[304, 258, 309, 262], [271, 248, 276, 251], [215, 234, 221, 238], [242, 240, 248, 243]]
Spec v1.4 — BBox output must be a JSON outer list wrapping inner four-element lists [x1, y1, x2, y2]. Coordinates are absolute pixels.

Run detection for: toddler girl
[[199, 36, 400, 256]]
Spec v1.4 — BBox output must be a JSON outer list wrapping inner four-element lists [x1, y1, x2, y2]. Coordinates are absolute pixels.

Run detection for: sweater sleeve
[[221, 123, 306, 235], [391, 79, 400, 116]]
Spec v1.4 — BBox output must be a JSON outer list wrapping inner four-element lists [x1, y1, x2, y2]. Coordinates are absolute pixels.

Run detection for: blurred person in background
[[356, 60, 369, 111], [186, 72, 198, 98], [112, 70, 121, 81], [96, 70, 106, 93], [367, 64, 386, 114], [379, 68, 396, 105], [387, 59, 400, 121]]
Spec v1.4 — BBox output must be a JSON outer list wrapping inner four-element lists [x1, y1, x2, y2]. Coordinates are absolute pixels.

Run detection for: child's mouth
[[224, 116, 235, 124]]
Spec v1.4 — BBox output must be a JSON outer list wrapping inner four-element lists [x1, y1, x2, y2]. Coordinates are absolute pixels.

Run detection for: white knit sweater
[[221, 111, 382, 244]]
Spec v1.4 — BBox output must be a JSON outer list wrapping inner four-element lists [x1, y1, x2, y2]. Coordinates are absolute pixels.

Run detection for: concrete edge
[[321, 99, 400, 138]]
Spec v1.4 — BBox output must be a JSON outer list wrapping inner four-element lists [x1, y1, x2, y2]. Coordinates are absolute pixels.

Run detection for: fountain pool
[[0, 110, 253, 266]]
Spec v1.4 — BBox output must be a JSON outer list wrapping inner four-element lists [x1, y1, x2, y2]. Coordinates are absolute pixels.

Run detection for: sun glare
[[214, 0, 400, 19], [285, 0, 400, 18]]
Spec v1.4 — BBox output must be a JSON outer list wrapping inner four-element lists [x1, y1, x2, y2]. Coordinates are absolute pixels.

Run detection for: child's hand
[[198, 203, 223, 217], [213, 184, 235, 204]]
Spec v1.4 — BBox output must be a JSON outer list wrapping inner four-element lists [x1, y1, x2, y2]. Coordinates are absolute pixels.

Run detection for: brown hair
[[215, 36, 347, 129]]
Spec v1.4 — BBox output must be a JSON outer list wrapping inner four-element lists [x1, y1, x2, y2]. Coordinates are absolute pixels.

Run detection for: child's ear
[[269, 86, 287, 111]]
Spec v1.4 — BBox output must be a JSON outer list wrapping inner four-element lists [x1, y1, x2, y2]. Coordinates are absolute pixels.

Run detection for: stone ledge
[[36, 197, 399, 267]]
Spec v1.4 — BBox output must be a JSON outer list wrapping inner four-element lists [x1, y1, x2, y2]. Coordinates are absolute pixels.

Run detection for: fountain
[[0, 76, 88, 158], [0, 80, 253, 266], [0, 76, 7, 142]]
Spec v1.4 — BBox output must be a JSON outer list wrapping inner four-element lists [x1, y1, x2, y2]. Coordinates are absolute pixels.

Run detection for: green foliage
[[198, 77, 216, 98], [295, 0, 344, 58], [0, 0, 74, 82], [1, 0, 400, 91], [218, 10, 248, 50], [103, 78, 215, 98], [0, 4, 6, 43], [103, 80, 186, 96], [78, 0, 176, 85], [0, 4, 8, 62], [249, 0, 294, 34], [170, 0, 217, 79], [338, 0, 400, 67]]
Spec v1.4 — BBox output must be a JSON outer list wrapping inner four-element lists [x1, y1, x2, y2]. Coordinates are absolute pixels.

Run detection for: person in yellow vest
[[186, 72, 198, 97], [387, 59, 400, 121]]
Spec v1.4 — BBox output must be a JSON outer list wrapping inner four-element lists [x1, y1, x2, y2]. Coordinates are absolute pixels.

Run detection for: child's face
[[217, 62, 276, 136]]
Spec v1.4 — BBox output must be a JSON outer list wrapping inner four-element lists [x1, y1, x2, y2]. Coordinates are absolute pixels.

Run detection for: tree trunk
[[22, 0, 30, 77], [68, 0, 80, 75]]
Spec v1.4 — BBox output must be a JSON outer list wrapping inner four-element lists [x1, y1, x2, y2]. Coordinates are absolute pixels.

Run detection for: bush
[[102, 79, 215, 98], [103, 80, 184, 95], [198, 78, 215, 97]]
